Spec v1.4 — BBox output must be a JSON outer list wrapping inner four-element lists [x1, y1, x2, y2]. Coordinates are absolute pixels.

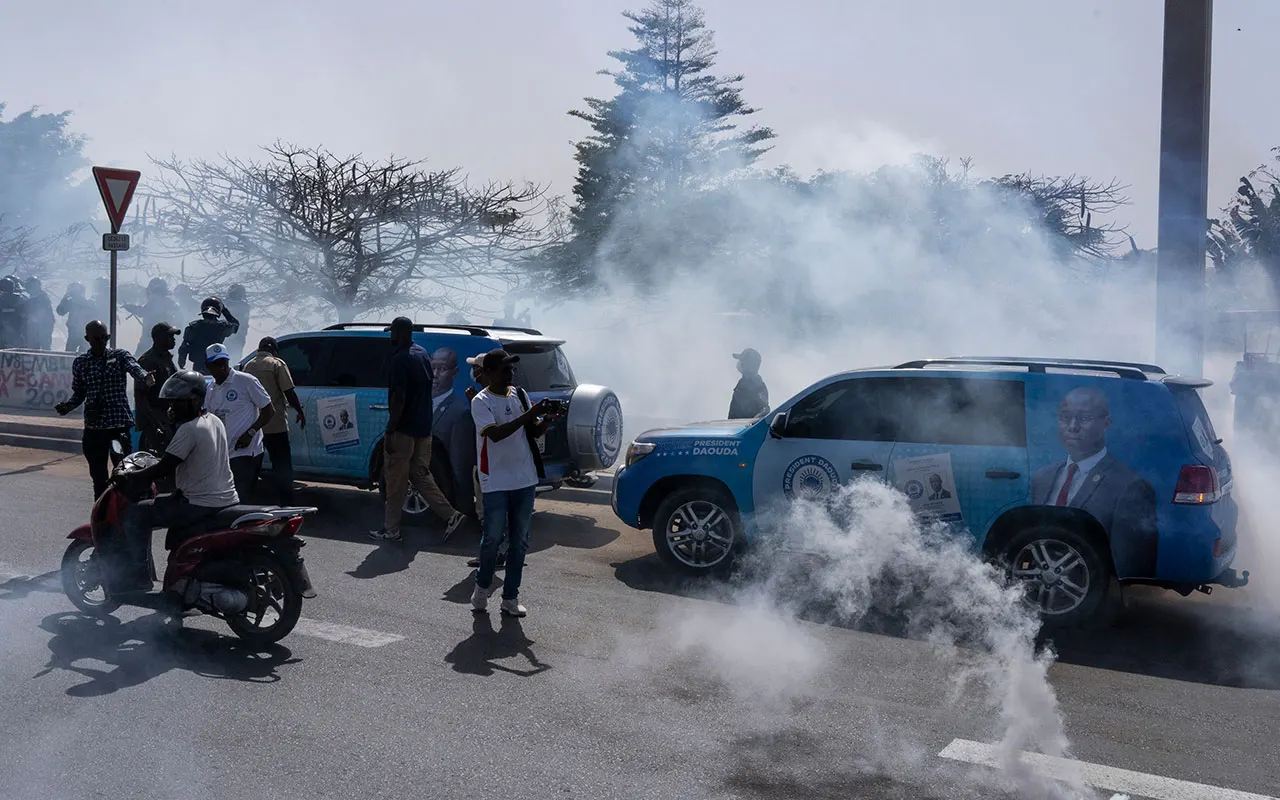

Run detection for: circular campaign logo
[[783, 455, 841, 501], [225, 389, 239, 402], [323, 415, 337, 430], [904, 480, 925, 500], [595, 395, 623, 467]]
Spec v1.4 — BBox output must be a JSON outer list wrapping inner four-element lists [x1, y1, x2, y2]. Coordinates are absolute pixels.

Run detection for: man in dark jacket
[[177, 297, 239, 375], [126, 277, 183, 355], [57, 282, 96, 352], [24, 276, 54, 350], [0, 275, 28, 348], [729, 348, 769, 419], [136, 322, 181, 454]]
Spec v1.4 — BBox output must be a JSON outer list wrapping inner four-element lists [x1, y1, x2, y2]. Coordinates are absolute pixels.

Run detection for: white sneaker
[[471, 581, 497, 612], [368, 528, 402, 541], [500, 598, 527, 617], [443, 511, 466, 541]]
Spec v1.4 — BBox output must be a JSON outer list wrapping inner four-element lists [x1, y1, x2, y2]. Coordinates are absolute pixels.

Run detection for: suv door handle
[[985, 469, 1021, 479], [851, 461, 883, 471], [369, 404, 389, 411]]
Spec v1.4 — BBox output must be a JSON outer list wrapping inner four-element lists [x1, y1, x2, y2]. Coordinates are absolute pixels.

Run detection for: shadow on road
[[0, 570, 61, 601], [33, 611, 300, 697], [612, 553, 1280, 690], [444, 613, 550, 678]]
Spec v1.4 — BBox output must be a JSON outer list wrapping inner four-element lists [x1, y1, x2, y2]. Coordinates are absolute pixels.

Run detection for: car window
[[322, 337, 394, 388], [275, 337, 330, 387], [785, 378, 896, 441], [504, 343, 577, 392], [887, 377, 1026, 447]]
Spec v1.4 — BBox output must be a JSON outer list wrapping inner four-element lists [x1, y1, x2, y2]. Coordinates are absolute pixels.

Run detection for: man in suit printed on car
[[1030, 386, 1159, 578]]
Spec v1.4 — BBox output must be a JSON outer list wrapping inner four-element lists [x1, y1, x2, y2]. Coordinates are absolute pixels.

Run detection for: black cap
[[258, 336, 278, 353], [389, 316, 414, 334], [480, 348, 519, 371], [151, 321, 180, 338]]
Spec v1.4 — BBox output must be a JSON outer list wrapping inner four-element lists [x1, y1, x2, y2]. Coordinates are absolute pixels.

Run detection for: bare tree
[[991, 173, 1130, 261], [144, 143, 559, 321]]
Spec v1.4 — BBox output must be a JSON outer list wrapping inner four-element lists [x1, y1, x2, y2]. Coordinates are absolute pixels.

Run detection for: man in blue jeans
[[469, 349, 562, 617]]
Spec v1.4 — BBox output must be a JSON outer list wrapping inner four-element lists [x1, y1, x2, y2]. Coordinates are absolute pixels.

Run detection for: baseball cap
[[733, 348, 761, 361], [465, 354, 484, 366], [205, 342, 231, 363], [480, 348, 519, 371], [151, 321, 180, 338]]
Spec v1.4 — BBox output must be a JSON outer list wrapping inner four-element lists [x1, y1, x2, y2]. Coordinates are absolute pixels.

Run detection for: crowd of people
[[52, 310, 566, 619], [0, 273, 252, 360]]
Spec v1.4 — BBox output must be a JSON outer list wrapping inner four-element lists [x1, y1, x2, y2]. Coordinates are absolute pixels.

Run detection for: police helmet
[[66, 281, 85, 297], [159, 370, 209, 401], [200, 296, 223, 316], [0, 275, 18, 294], [147, 277, 169, 295], [227, 284, 246, 301]]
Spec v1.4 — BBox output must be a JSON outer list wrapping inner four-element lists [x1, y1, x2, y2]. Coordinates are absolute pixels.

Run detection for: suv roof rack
[[322, 322, 544, 337], [893, 357, 1154, 381]]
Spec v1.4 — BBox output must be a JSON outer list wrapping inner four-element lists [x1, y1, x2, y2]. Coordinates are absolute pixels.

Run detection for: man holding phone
[[469, 348, 563, 617]]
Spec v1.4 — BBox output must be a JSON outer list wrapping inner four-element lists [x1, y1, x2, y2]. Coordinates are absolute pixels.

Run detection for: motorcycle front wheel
[[60, 540, 120, 616], [226, 550, 302, 646]]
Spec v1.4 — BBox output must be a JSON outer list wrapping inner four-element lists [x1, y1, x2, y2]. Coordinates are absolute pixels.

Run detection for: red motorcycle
[[60, 447, 318, 646]]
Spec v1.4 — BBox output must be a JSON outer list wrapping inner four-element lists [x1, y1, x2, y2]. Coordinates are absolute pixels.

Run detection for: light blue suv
[[612, 357, 1246, 625], [245, 323, 623, 521]]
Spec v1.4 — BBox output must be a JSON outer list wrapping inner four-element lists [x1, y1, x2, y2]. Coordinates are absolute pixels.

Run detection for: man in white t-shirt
[[469, 349, 564, 617], [204, 342, 274, 502], [111, 370, 240, 594]]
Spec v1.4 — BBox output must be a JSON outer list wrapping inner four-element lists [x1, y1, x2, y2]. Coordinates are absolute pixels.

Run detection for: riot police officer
[[57, 282, 97, 353], [177, 296, 239, 375], [0, 275, 29, 349], [224, 283, 250, 361], [125, 277, 183, 355], [24, 275, 55, 350]]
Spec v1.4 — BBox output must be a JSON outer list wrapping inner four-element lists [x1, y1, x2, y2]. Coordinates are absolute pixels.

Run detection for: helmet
[[147, 277, 169, 295], [200, 296, 223, 316], [26, 275, 41, 290], [227, 284, 246, 301], [159, 370, 209, 401], [66, 281, 85, 297], [0, 275, 17, 295]]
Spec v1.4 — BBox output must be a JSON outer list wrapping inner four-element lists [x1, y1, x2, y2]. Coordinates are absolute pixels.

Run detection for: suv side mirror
[[769, 411, 788, 439]]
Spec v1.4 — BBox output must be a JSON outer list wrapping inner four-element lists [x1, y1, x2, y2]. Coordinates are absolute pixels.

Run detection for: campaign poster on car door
[[893, 453, 964, 523], [318, 393, 360, 453]]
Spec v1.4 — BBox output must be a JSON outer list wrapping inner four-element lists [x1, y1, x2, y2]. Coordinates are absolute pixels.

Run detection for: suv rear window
[[1170, 387, 1219, 457], [504, 343, 576, 392]]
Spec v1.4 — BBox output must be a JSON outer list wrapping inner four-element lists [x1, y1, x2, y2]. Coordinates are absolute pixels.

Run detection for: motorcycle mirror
[[110, 439, 124, 456]]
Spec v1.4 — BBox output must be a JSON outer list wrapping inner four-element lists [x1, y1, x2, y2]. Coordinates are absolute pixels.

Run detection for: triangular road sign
[[91, 166, 141, 233]]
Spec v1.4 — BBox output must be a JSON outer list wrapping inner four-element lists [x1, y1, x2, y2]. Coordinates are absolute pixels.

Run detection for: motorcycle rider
[[57, 282, 96, 352], [24, 275, 55, 350], [109, 370, 240, 593], [223, 284, 250, 361], [126, 277, 183, 355], [0, 274, 29, 348], [178, 296, 239, 375]]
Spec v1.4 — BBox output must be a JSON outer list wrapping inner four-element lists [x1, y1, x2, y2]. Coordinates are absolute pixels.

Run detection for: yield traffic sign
[[91, 166, 141, 233]]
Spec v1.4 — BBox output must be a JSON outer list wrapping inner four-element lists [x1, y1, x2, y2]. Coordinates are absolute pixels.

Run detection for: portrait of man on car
[[1030, 385, 1159, 578]]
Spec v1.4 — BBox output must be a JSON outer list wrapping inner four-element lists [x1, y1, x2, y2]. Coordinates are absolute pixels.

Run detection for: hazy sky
[[1, 0, 1275, 243]]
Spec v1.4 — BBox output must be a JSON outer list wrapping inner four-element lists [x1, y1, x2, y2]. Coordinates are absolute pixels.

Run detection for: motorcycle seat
[[165, 504, 285, 549]]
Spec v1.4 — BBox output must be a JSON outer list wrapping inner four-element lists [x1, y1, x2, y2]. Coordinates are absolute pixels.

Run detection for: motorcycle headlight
[[625, 441, 655, 468]]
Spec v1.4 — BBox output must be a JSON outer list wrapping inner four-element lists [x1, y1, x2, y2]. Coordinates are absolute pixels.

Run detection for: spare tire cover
[[565, 384, 623, 471]]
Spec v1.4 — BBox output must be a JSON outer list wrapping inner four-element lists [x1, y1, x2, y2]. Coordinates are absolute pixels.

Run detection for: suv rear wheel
[[1001, 524, 1112, 627], [652, 487, 741, 575]]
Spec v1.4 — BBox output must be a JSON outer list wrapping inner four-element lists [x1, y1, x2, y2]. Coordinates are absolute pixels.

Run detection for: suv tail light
[[1174, 465, 1221, 504]]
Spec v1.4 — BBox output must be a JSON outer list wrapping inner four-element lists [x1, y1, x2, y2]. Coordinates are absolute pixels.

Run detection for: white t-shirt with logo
[[471, 387, 539, 493], [166, 412, 239, 507], [205, 369, 273, 459]]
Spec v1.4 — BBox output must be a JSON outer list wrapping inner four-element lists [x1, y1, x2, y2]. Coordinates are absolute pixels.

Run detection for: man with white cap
[[204, 342, 273, 500]]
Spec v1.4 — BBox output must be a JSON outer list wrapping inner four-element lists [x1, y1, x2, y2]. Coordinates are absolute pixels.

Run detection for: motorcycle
[[60, 442, 318, 646]]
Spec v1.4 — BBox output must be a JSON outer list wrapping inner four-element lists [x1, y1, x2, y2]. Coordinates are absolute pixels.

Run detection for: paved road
[[1, 445, 1277, 800]]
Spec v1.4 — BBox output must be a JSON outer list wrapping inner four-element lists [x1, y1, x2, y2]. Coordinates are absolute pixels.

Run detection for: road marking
[[293, 618, 405, 648], [938, 739, 1278, 800]]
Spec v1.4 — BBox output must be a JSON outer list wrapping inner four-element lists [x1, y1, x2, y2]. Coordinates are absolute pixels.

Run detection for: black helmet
[[227, 284, 246, 301], [159, 370, 208, 401], [0, 275, 17, 294], [200, 296, 223, 316], [66, 281, 85, 297], [147, 277, 169, 295]]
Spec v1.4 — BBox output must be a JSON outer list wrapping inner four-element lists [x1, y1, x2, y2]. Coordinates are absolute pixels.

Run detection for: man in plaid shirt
[[56, 320, 155, 498]]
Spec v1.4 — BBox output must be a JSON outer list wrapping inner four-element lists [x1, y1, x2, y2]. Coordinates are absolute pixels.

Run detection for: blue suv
[[243, 323, 623, 521], [612, 357, 1246, 625]]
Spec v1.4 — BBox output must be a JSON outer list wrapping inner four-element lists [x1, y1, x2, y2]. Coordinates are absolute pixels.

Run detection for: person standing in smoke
[[91, 277, 111, 322], [224, 284, 250, 361], [0, 275, 29, 349], [136, 322, 181, 456], [728, 348, 769, 419], [125, 277, 183, 355], [174, 283, 196, 318], [178, 296, 239, 376], [57, 282, 96, 352], [24, 276, 54, 350]]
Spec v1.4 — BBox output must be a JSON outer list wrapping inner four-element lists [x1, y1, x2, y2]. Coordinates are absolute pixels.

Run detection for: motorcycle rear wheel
[[61, 540, 120, 616], [226, 550, 302, 646]]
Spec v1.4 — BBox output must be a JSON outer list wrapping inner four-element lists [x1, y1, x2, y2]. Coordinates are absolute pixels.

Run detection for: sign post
[[91, 167, 142, 349]]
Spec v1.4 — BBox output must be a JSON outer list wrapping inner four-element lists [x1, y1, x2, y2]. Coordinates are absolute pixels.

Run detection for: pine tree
[[561, 0, 774, 288]]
